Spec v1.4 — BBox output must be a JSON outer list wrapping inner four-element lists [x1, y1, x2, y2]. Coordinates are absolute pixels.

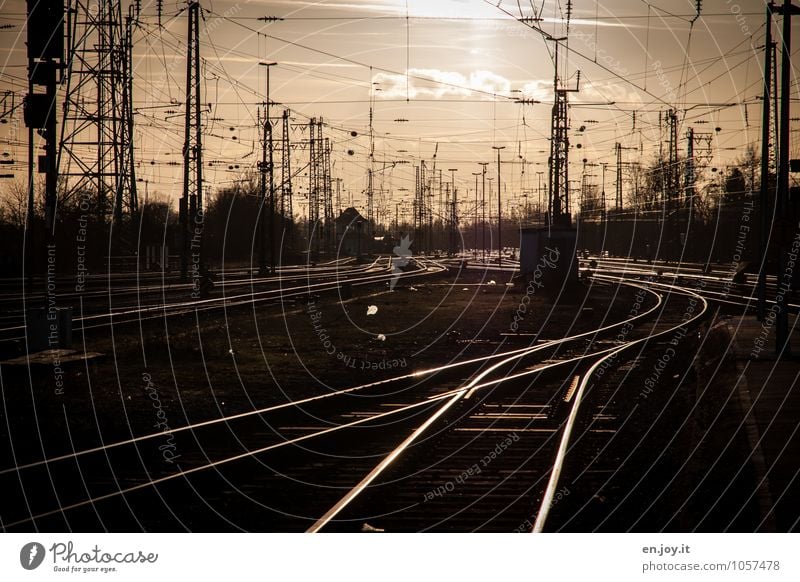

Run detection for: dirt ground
[[1, 265, 644, 464], [1, 262, 781, 532]]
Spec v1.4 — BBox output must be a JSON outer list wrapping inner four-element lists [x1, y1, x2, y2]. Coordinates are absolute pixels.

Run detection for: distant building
[[519, 226, 579, 291], [335, 207, 367, 256]]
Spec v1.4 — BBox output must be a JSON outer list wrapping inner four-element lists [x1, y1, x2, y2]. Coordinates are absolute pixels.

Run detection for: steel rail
[[531, 276, 709, 532]]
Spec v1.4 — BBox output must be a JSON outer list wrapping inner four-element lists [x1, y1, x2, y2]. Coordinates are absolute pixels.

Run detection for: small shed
[[335, 207, 367, 256], [519, 226, 579, 291]]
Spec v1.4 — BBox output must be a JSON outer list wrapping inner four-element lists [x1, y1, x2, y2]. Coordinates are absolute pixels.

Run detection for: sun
[[380, 0, 503, 19]]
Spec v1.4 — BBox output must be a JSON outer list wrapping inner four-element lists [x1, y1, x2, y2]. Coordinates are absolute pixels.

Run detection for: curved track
[[1, 262, 721, 532]]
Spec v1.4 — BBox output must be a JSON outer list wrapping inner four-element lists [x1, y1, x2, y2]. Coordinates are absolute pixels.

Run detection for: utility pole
[[428, 170, 435, 253], [25, 0, 64, 291], [486, 176, 493, 260], [259, 106, 268, 275], [492, 145, 505, 266], [548, 39, 578, 227], [663, 109, 680, 261], [600, 162, 609, 225], [258, 62, 276, 275], [685, 127, 695, 207], [119, 2, 139, 223], [366, 167, 374, 239], [472, 171, 481, 255], [180, 1, 203, 283], [615, 143, 623, 212], [536, 171, 545, 220], [665, 109, 679, 204], [614, 143, 636, 214], [758, 3, 775, 321], [323, 135, 333, 254], [448, 168, 458, 255], [60, 0, 133, 222], [579, 161, 598, 219], [480, 162, 489, 261], [414, 165, 421, 251], [774, 0, 799, 354], [281, 108, 293, 243], [308, 117, 321, 256], [308, 119, 314, 253], [367, 82, 377, 238]]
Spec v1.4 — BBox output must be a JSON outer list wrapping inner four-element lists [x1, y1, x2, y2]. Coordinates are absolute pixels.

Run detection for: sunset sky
[[0, 0, 795, 222]]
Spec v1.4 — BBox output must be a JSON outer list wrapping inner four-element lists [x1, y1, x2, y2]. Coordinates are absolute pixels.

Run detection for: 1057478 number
[[730, 560, 780, 571]]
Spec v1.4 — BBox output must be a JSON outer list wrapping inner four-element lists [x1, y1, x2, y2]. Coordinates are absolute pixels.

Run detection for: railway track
[[0, 257, 448, 344], [309, 276, 707, 532], [0, 258, 378, 324], [303, 277, 710, 532], [0, 276, 660, 531], [583, 256, 798, 313], [0, 271, 715, 532]]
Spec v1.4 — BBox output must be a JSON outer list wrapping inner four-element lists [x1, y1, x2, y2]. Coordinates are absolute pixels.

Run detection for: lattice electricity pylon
[[548, 39, 579, 227], [0, 91, 19, 178], [118, 2, 139, 219], [323, 136, 333, 253], [615, 143, 623, 211], [549, 88, 572, 226], [684, 128, 713, 204], [414, 164, 424, 250], [664, 108, 680, 204], [768, 38, 779, 179], [611, 142, 638, 213], [280, 109, 293, 222], [308, 117, 320, 253], [180, 0, 203, 281], [448, 184, 459, 255], [58, 0, 134, 220]]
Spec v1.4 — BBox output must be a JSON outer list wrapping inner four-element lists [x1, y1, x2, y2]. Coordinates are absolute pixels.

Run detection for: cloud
[[520, 77, 642, 107], [373, 67, 512, 99], [521, 79, 553, 101], [257, 0, 505, 19]]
